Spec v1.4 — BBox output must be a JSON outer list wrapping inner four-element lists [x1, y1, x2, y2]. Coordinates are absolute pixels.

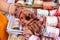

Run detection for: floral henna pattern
[[19, 9, 42, 36]]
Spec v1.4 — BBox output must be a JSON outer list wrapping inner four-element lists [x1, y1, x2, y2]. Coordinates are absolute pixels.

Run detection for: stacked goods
[[45, 16, 58, 27], [43, 26, 59, 38], [37, 9, 49, 18], [7, 0, 60, 39], [16, 0, 57, 9], [37, 8, 60, 28]]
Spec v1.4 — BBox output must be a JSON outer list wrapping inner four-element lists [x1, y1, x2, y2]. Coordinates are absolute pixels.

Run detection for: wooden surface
[[15, 3, 57, 10], [15, 3, 43, 8]]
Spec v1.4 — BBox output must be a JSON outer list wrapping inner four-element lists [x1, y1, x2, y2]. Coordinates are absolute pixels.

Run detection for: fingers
[[18, 8, 42, 36], [27, 24, 35, 34], [33, 21, 42, 35], [27, 20, 42, 36], [31, 13, 37, 19]]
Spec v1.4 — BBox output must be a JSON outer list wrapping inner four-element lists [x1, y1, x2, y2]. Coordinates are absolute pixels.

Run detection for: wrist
[[11, 5, 16, 15], [9, 4, 16, 15]]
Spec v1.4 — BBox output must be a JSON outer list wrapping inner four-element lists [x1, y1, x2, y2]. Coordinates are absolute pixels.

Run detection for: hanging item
[[43, 26, 59, 38], [45, 16, 58, 27]]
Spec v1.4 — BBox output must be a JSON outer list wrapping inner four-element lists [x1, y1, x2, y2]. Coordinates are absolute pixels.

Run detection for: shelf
[[15, 3, 57, 11], [15, 3, 43, 8]]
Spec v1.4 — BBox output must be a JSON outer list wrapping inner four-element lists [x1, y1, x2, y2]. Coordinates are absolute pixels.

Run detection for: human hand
[[18, 9, 43, 36]]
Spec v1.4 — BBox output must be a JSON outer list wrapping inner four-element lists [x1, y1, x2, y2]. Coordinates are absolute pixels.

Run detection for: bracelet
[[9, 3, 21, 17], [9, 4, 14, 15], [14, 6, 20, 17], [9, 4, 17, 15]]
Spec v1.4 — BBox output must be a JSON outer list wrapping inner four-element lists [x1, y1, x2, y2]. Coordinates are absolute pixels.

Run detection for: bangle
[[9, 4, 15, 15], [9, 4, 13, 15], [9, 3, 20, 17], [14, 6, 20, 17]]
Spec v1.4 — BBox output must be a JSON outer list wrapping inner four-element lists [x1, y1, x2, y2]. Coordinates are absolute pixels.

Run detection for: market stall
[[3, 0, 60, 40]]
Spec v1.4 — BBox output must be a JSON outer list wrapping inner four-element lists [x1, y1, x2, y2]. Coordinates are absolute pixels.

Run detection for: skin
[[19, 9, 42, 36], [0, 0, 16, 14]]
